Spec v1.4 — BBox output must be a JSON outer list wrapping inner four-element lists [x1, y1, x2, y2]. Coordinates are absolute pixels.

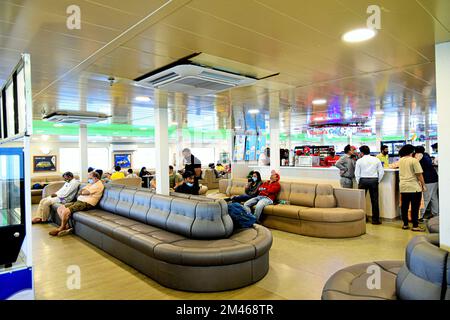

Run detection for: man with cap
[[324, 148, 340, 166], [243, 171, 281, 222]]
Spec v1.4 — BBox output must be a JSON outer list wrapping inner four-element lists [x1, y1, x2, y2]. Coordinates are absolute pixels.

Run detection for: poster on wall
[[233, 135, 246, 161], [245, 136, 257, 161], [33, 155, 57, 172], [114, 154, 131, 168]]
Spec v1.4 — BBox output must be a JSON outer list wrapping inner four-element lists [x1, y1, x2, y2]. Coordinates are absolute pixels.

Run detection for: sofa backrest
[[314, 184, 336, 208], [98, 184, 233, 239], [289, 183, 317, 207], [396, 234, 449, 300]]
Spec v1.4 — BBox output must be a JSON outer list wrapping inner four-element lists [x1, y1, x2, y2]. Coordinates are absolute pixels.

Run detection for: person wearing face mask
[[231, 171, 263, 203], [415, 146, 439, 221], [174, 171, 200, 195], [32, 172, 80, 224], [376, 145, 390, 168], [243, 171, 281, 222], [49, 171, 105, 237]]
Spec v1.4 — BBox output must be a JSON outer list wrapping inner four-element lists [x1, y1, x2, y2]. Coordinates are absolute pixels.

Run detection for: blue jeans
[[232, 194, 253, 203], [243, 196, 273, 221]]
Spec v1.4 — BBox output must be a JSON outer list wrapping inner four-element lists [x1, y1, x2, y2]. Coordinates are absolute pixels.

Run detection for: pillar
[[435, 42, 450, 250], [425, 110, 431, 153], [79, 124, 88, 183], [154, 90, 170, 196], [269, 92, 280, 173]]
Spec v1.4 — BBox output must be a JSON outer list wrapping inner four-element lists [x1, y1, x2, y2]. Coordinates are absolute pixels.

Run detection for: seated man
[[32, 172, 80, 224], [49, 171, 105, 237], [111, 166, 125, 180], [126, 168, 138, 178], [243, 171, 281, 222], [174, 171, 200, 195], [150, 166, 183, 190]]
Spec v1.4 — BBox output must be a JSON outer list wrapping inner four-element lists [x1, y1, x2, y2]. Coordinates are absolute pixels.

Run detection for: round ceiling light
[[248, 109, 260, 114], [135, 96, 151, 102], [342, 28, 377, 43]]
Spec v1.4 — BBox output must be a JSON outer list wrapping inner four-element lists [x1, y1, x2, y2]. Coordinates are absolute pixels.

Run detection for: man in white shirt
[[355, 146, 385, 225], [32, 172, 80, 224]]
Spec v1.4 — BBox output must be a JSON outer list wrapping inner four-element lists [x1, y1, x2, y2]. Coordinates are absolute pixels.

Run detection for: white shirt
[[355, 155, 384, 183], [56, 179, 80, 201]]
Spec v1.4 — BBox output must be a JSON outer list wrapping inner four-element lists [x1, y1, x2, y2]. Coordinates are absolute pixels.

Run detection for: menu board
[[245, 136, 257, 161], [234, 135, 246, 161]]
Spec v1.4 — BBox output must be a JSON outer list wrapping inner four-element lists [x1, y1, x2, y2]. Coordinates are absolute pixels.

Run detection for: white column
[[79, 124, 88, 183], [425, 111, 431, 153], [227, 128, 234, 178], [154, 90, 170, 196], [269, 92, 280, 173], [436, 42, 450, 251]]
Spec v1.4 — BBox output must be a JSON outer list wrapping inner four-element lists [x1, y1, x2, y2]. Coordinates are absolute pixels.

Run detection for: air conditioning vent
[[42, 110, 110, 124], [136, 64, 257, 96]]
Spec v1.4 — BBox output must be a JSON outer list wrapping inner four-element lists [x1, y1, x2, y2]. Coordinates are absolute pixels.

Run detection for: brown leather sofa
[[31, 174, 79, 204], [47, 184, 272, 292], [209, 178, 366, 238]]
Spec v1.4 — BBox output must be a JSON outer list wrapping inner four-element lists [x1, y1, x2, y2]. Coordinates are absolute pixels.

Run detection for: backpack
[[227, 202, 256, 229]]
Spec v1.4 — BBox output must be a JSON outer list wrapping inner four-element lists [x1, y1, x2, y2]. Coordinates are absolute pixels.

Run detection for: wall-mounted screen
[[33, 155, 57, 172], [114, 154, 132, 168]]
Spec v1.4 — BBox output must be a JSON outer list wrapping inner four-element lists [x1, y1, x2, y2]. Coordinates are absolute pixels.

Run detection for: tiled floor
[[31, 204, 420, 300]]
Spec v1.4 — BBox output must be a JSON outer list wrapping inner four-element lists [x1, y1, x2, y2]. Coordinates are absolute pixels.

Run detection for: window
[[133, 148, 156, 169], [59, 148, 109, 174], [190, 148, 216, 165]]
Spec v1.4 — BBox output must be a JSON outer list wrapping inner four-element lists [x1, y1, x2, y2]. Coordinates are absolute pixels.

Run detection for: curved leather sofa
[[211, 178, 366, 238], [426, 216, 439, 233], [322, 234, 450, 300], [49, 184, 272, 292]]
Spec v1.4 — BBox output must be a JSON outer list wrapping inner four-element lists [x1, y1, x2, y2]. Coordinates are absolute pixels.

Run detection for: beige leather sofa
[[210, 178, 366, 238], [110, 177, 143, 188], [31, 174, 79, 204], [199, 169, 228, 189]]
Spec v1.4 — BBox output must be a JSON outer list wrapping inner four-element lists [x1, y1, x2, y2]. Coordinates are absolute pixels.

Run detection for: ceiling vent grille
[[42, 110, 110, 124]]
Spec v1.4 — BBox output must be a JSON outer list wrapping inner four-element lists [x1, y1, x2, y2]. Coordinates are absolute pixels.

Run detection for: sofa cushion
[[315, 184, 336, 208], [99, 185, 123, 213], [129, 190, 153, 223], [277, 182, 291, 202], [289, 183, 316, 207], [146, 194, 172, 229], [229, 179, 247, 196], [322, 261, 403, 300], [300, 208, 365, 223], [166, 198, 197, 237], [264, 204, 309, 219], [115, 188, 137, 218]]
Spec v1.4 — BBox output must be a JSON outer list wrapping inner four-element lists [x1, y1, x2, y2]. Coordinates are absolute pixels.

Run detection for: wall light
[[342, 28, 377, 43], [312, 99, 327, 105], [248, 109, 260, 114], [135, 96, 152, 102]]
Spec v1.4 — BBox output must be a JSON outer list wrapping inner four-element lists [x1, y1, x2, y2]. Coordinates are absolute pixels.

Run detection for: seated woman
[[231, 171, 262, 203], [174, 171, 200, 195], [243, 171, 281, 222]]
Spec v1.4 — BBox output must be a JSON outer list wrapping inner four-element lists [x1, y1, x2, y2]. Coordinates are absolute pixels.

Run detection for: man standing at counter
[[355, 145, 384, 225], [336, 145, 356, 188], [376, 145, 390, 168], [324, 148, 340, 166]]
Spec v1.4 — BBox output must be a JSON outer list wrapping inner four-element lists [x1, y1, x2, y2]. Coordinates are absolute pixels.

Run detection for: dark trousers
[[358, 178, 380, 222], [401, 192, 422, 228], [232, 194, 253, 203]]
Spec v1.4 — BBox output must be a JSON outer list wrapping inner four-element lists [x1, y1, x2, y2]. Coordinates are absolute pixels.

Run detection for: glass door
[[0, 147, 25, 268]]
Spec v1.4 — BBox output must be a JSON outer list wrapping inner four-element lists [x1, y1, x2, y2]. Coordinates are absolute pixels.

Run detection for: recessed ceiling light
[[374, 111, 385, 115], [135, 96, 151, 102], [312, 99, 327, 105], [235, 126, 242, 129], [342, 28, 377, 43], [248, 109, 260, 114]]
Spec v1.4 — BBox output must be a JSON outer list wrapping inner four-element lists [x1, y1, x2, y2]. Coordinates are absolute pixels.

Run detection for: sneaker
[[402, 225, 409, 230], [57, 228, 73, 237], [412, 226, 425, 232]]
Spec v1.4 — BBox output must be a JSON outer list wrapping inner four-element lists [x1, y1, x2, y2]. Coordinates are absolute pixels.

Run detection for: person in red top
[[324, 149, 340, 167], [243, 171, 281, 221]]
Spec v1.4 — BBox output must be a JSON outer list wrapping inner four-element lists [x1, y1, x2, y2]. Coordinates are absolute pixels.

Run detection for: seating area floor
[[32, 204, 421, 300]]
